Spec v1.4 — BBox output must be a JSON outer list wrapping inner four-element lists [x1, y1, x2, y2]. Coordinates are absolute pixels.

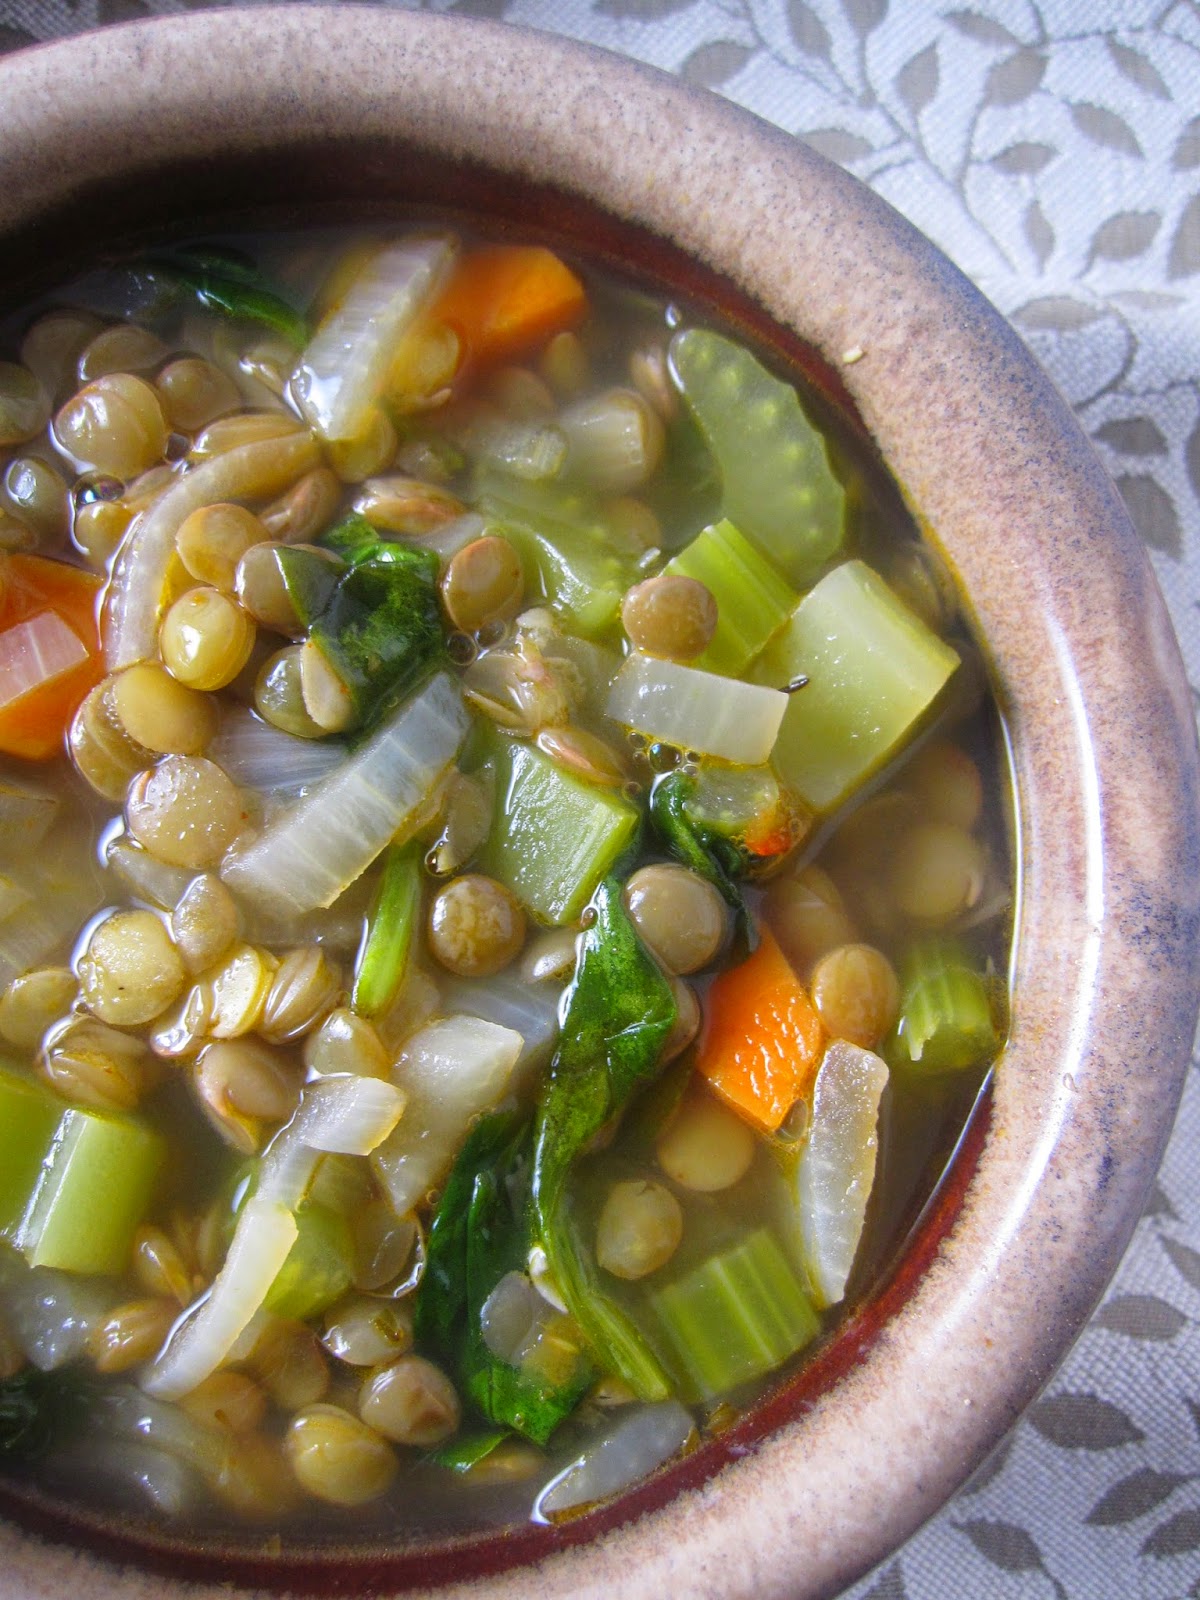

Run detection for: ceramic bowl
[[0, 9, 1197, 1599]]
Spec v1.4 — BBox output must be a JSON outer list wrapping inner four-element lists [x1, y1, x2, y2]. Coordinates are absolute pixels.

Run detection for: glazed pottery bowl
[[0, 9, 1197, 1599]]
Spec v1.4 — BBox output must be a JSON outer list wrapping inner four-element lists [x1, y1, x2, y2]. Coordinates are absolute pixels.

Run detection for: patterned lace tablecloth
[[2, 2, 1199, 1596]]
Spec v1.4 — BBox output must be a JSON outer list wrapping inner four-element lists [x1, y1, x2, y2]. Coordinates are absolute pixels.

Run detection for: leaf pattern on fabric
[[1086, 1468, 1193, 1526], [1028, 1393, 1145, 1450], [1093, 417, 1168, 456], [804, 128, 875, 164], [1168, 195, 1200, 279], [788, 0, 832, 58], [1107, 39, 1171, 101], [1163, 1235, 1200, 1291], [955, 1520, 1067, 1597], [945, 11, 1018, 48], [983, 48, 1046, 107], [1117, 474, 1183, 559], [958, 1431, 1014, 1496], [842, 0, 887, 38], [1174, 116, 1200, 170], [1069, 103, 1144, 159], [1141, 1507, 1200, 1558], [1089, 212, 1161, 264], [991, 142, 1056, 175], [1092, 1293, 1188, 1341], [681, 41, 751, 87], [859, 1561, 907, 1599], [896, 43, 938, 118]]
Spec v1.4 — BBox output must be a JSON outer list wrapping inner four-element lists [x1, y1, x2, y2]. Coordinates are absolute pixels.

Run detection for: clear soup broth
[[0, 225, 1010, 1542]]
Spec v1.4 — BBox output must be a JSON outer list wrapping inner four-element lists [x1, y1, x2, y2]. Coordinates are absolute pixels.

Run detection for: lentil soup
[[0, 227, 1010, 1541]]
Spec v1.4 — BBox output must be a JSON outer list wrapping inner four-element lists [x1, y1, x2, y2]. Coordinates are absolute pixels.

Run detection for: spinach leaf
[[531, 877, 678, 1401], [0, 1365, 92, 1462], [417, 1108, 591, 1447], [649, 770, 747, 917], [141, 249, 308, 348]]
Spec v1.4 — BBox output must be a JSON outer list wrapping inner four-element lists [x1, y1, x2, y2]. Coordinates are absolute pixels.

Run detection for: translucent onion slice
[[142, 1195, 298, 1399], [0, 825, 105, 989], [440, 973, 562, 1072], [290, 234, 458, 442], [605, 652, 788, 767], [532, 1402, 695, 1521], [257, 1075, 408, 1211], [371, 1015, 523, 1216], [0, 775, 59, 862], [210, 708, 346, 798], [105, 424, 319, 670], [221, 673, 470, 918], [793, 1039, 889, 1308], [0, 611, 88, 712]]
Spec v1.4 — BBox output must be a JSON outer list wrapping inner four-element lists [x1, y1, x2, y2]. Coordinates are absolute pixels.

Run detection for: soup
[[0, 228, 1008, 1537]]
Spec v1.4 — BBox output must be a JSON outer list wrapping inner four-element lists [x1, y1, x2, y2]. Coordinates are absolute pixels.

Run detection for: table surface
[[2, 1, 1199, 1596]]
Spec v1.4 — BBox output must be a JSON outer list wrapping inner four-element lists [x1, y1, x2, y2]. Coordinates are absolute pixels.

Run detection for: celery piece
[[16, 1108, 165, 1275], [668, 329, 844, 587], [264, 1202, 354, 1321], [888, 941, 997, 1074], [480, 738, 638, 925], [0, 1066, 62, 1239], [663, 518, 795, 677], [647, 1229, 819, 1401], [476, 474, 643, 639], [752, 561, 959, 814], [352, 840, 422, 1016]]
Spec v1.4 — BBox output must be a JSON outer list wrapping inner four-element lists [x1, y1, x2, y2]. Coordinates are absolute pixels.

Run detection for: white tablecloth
[[2, 2, 1198, 1594]]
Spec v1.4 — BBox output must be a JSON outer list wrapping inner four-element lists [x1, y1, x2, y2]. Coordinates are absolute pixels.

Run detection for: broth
[[0, 225, 1010, 1541]]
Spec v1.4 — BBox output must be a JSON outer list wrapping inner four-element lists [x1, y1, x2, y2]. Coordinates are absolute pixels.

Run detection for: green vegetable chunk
[[418, 1109, 592, 1446], [0, 1065, 61, 1237], [352, 840, 423, 1016], [0, 1366, 94, 1463], [752, 560, 959, 814], [663, 518, 795, 677], [142, 248, 309, 347], [532, 878, 678, 1401], [649, 770, 747, 918], [16, 1107, 166, 1275], [888, 940, 998, 1074], [301, 515, 443, 728], [668, 329, 845, 587], [647, 1229, 820, 1400], [265, 1201, 355, 1321], [480, 738, 638, 925]]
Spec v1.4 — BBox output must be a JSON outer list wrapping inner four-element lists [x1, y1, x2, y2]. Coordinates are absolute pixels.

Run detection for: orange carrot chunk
[[695, 925, 825, 1134], [0, 554, 103, 760], [429, 245, 587, 371]]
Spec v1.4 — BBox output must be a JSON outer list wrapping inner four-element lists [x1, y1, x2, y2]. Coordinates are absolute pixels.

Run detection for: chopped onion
[[257, 1075, 407, 1210], [0, 775, 59, 862], [532, 1402, 695, 1521], [105, 834, 194, 910], [105, 425, 319, 670], [221, 672, 470, 918], [142, 1196, 297, 1399], [0, 827, 105, 989], [440, 974, 561, 1073], [291, 234, 457, 442], [0, 611, 88, 712], [93, 1383, 230, 1484], [0, 1255, 114, 1371], [606, 652, 788, 767], [211, 708, 346, 798], [0, 873, 32, 923], [372, 1015, 523, 1216]]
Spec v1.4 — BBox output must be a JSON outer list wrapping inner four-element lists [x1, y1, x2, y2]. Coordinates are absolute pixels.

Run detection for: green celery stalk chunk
[[352, 840, 423, 1017], [646, 1228, 820, 1401], [0, 1066, 62, 1238], [668, 328, 845, 587], [480, 739, 639, 924], [662, 518, 795, 677], [16, 1108, 165, 1275], [888, 940, 998, 1074], [265, 1201, 355, 1321], [752, 560, 959, 814]]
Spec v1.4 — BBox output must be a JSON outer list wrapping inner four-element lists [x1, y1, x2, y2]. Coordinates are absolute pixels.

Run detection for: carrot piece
[[695, 925, 825, 1133], [429, 245, 586, 370], [0, 554, 103, 760]]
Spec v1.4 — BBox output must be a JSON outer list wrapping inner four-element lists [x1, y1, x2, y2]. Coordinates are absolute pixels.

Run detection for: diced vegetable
[[424, 244, 586, 374], [352, 841, 423, 1017], [105, 425, 320, 670], [221, 672, 470, 917], [210, 709, 346, 798], [0, 1365, 93, 1463], [143, 248, 308, 347], [532, 879, 677, 1401], [695, 926, 824, 1133], [887, 940, 998, 1074], [15, 1106, 166, 1275], [480, 736, 639, 925], [751, 561, 959, 814], [646, 1229, 820, 1399], [143, 1194, 298, 1399], [663, 519, 795, 677], [265, 1202, 354, 1322], [372, 1016, 524, 1216], [440, 973, 564, 1073], [0, 1065, 61, 1236], [669, 328, 845, 587], [607, 653, 788, 768], [0, 830, 106, 992], [791, 1040, 889, 1308], [532, 1400, 694, 1521], [649, 769, 746, 915], [292, 234, 457, 441], [0, 554, 102, 759]]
